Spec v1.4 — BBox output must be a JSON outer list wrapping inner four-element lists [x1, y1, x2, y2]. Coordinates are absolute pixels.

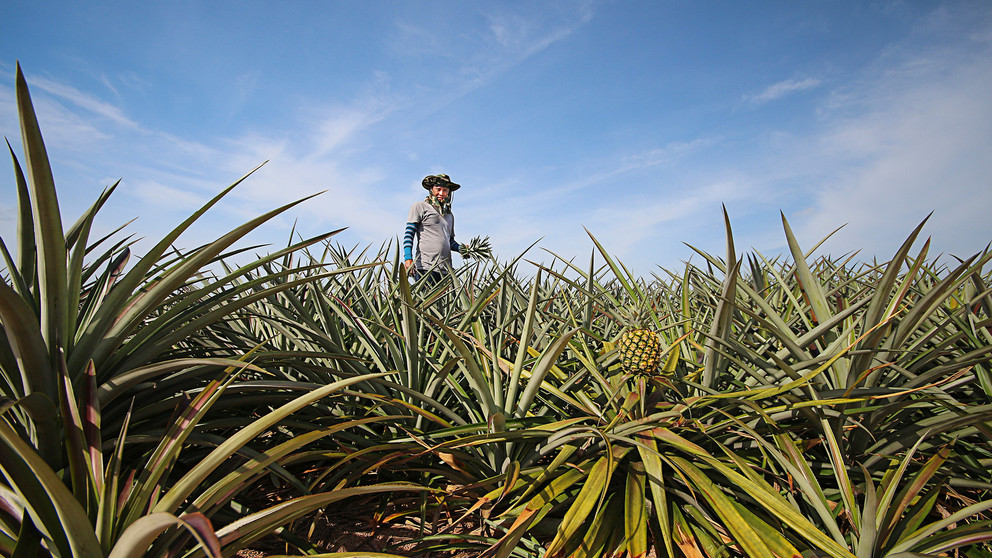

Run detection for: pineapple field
[[3, 65, 992, 558]]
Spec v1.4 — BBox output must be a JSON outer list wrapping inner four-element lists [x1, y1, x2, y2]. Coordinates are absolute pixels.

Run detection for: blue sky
[[2, 1, 992, 277]]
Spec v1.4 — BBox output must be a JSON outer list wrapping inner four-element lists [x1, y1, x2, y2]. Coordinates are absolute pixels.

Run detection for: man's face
[[432, 185, 451, 201]]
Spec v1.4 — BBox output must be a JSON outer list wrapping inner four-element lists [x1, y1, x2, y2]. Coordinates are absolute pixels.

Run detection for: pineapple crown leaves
[[613, 286, 660, 331], [459, 235, 493, 261]]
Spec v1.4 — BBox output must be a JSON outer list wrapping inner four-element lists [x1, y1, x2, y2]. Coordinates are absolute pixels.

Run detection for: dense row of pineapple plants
[[3, 64, 992, 557]]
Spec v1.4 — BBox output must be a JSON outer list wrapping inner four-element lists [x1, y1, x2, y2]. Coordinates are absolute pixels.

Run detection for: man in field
[[403, 173, 462, 283]]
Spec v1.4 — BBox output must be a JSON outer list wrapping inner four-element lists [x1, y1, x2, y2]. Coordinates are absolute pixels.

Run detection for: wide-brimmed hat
[[422, 173, 461, 191]]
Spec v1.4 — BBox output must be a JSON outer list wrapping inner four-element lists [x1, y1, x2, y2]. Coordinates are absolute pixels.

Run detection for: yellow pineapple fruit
[[616, 303, 662, 376]]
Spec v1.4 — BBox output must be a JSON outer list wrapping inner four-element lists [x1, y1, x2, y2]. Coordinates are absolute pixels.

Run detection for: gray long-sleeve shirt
[[405, 201, 457, 272]]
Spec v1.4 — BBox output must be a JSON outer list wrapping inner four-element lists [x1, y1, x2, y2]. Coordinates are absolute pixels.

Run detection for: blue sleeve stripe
[[403, 223, 416, 260], [451, 239, 460, 252]]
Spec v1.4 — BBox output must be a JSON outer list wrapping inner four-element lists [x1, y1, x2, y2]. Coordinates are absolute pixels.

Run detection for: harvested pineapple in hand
[[459, 235, 493, 260]]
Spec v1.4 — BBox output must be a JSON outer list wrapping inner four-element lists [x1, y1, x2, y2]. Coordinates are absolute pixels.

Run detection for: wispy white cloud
[[614, 140, 714, 175], [1, 84, 114, 153], [0, 85, 15, 139], [4, 70, 407, 258], [745, 77, 822, 105], [522, 139, 714, 207], [388, 3, 596, 115], [308, 105, 389, 159], [485, 2, 595, 58], [585, 178, 748, 257], [29, 75, 138, 128], [793, 31, 992, 261], [130, 179, 209, 211]]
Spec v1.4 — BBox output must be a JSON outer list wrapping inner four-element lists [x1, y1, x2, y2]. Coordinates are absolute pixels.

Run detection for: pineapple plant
[[615, 301, 663, 376]]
